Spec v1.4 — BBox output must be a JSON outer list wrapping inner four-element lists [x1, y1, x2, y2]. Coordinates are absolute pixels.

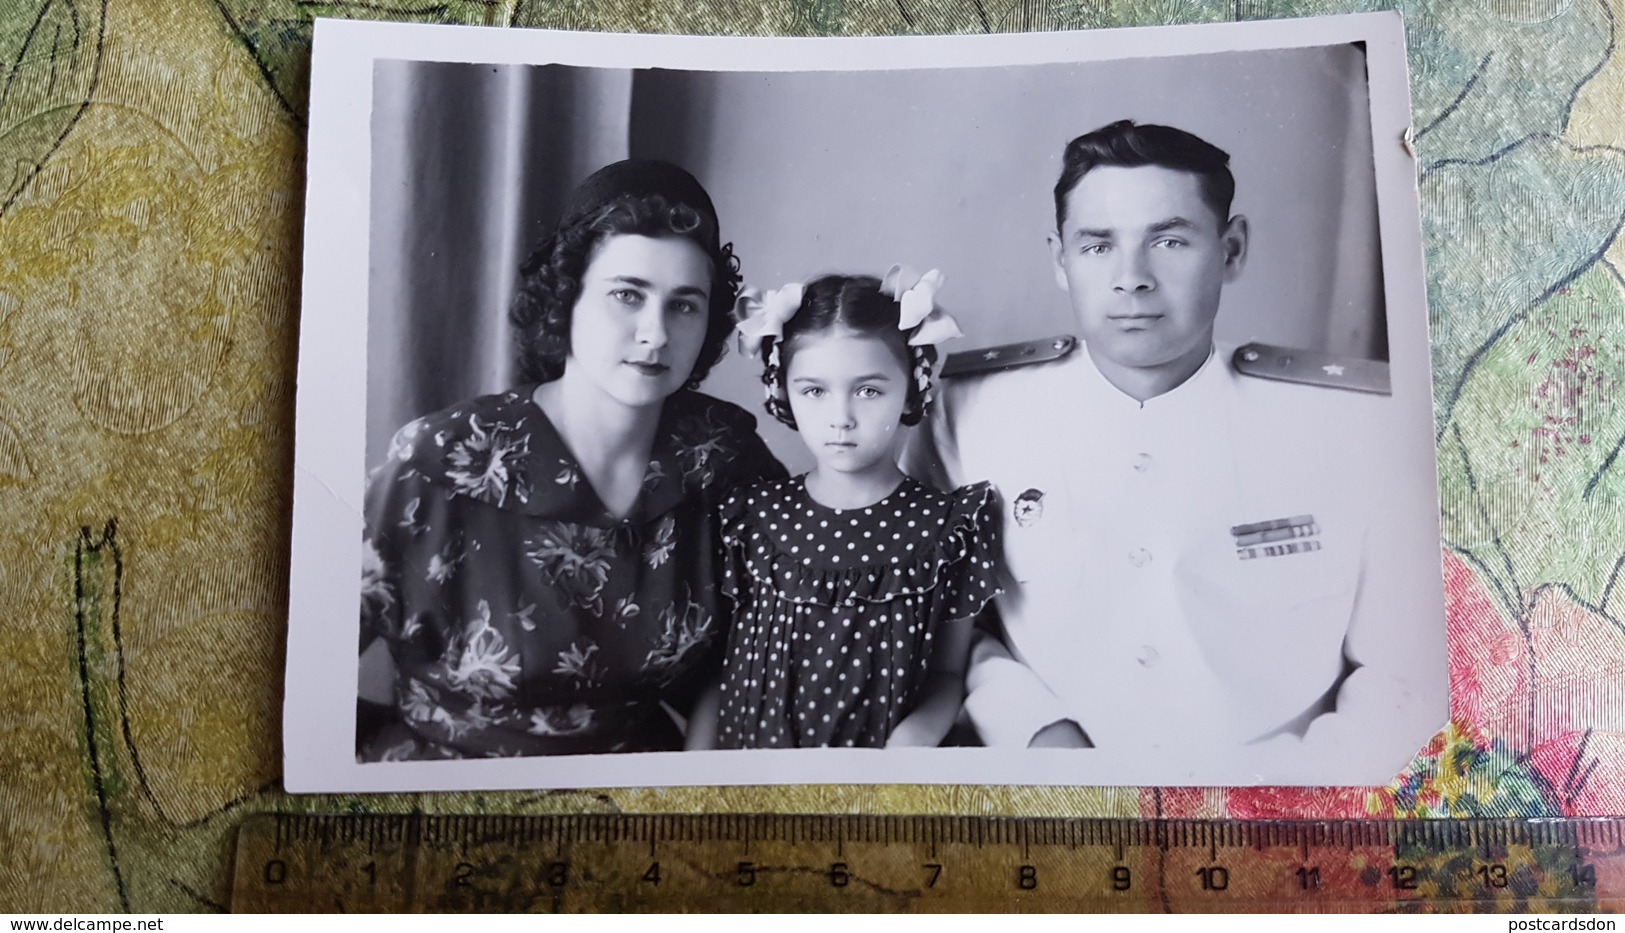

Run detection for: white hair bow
[[882, 264, 963, 347], [732, 283, 806, 359]]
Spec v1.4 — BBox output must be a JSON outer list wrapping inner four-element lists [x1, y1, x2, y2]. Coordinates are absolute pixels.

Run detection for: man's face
[[1048, 164, 1247, 373]]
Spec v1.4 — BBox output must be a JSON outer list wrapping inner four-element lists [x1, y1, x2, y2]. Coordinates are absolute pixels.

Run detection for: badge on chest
[[1012, 488, 1045, 527]]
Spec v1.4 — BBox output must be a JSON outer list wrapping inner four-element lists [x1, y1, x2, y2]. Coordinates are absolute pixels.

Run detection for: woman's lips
[[625, 360, 669, 376]]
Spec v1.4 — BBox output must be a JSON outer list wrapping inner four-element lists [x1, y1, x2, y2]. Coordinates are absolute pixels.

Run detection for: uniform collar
[[1073, 342, 1227, 416]]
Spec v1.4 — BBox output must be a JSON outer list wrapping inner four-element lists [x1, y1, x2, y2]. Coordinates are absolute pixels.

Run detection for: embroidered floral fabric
[[358, 387, 786, 760], [714, 477, 1002, 748]]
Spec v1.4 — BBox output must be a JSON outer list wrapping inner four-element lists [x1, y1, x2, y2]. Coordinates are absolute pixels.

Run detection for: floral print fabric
[[714, 477, 1003, 749], [358, 387, 785, 760]]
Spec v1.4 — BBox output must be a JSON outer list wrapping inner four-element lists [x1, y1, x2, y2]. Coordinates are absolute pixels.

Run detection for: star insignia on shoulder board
[[1232, 342, 1390, 395], [940, 335, 1077, 379]]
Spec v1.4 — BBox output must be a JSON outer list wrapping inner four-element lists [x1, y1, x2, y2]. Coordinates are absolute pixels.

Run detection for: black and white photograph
[[285, 13, 1447, 791]]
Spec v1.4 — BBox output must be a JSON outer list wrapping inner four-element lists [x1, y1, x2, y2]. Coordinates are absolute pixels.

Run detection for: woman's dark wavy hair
[[508, 193, 743, 387], [761, 274, 937, 431]]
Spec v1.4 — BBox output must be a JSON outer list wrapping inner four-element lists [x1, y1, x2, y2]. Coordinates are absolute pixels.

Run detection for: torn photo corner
[[285, 12, 1446, 793]]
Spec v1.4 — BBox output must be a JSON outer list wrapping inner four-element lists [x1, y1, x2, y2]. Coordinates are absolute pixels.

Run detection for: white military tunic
[[909, 343, 1387, 752]]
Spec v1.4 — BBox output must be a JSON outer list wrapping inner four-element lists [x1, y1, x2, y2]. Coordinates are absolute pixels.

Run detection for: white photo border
[[285, 13, 1442, 793]]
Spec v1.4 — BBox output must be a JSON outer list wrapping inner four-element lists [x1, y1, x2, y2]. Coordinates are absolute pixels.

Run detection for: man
[[908, 120, 1439, 777]]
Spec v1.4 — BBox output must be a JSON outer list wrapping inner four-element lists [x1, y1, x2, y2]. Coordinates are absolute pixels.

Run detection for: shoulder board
[[941, 335, 1077, 379], [1231, 342, 1390, 396]]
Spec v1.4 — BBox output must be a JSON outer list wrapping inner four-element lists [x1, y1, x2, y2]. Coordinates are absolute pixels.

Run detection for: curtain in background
[[365, 62, 633, 468]]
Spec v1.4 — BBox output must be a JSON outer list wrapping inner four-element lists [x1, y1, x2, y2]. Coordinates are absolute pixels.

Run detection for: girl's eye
[[610, 288, 642, 304], [669, 299, 702, 316], [799, 386, 825, 398], [856, 386, 884, 399]]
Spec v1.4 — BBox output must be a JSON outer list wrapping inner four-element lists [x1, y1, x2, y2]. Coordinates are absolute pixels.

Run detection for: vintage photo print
[[285, 13, 1446, 792]]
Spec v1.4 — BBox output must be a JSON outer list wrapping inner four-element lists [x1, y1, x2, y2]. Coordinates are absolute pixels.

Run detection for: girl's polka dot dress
[[714, 476, 1002, 749]]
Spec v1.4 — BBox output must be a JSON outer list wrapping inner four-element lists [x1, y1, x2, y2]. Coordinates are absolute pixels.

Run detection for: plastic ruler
[[231, 813, 1625, 912]]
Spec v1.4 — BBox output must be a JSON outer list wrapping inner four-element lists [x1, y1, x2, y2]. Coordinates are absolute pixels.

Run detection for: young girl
[[691, 268, 1003, 750]]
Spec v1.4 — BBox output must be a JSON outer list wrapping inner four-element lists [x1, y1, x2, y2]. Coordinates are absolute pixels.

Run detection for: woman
[[356, 160, 785, 760]]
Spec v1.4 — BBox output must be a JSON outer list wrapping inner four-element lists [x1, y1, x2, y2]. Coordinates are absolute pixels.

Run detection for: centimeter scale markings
[[232, 813, 1625, 912]]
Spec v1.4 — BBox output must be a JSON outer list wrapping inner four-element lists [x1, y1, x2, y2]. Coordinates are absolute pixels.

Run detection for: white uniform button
[[1128, 548, 1152, 568], [1132, 453, 1153, 473], [1135, 645, 1160, 667]]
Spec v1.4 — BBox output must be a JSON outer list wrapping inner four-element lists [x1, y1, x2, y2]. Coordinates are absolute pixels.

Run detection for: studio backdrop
[[366, 45, 1383, 472]]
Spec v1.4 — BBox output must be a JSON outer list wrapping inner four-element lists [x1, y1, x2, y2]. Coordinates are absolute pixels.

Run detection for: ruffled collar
[[793, 473, 918, 517], [720, 477, 999, 608]]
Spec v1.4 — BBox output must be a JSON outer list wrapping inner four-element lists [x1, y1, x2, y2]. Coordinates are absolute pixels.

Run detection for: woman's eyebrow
[[605, 275, 707, 298]]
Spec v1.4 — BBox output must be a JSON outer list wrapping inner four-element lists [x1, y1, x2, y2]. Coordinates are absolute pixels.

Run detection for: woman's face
[[567, 233, 713, 410]]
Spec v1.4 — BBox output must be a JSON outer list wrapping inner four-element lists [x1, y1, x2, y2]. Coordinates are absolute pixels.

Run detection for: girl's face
[[567, 234, 712, 410], [785, 330, 910, 478]]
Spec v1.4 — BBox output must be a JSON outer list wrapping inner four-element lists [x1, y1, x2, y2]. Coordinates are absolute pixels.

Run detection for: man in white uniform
[[908, 121, 1436, 780]]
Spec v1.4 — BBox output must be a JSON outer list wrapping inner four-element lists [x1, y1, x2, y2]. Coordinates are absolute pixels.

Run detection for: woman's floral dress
[[357, 386, 785, 760], [714, 477, 1003, 749]]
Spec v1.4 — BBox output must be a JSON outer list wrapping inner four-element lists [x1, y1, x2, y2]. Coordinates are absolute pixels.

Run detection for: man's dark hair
[[1053, 120, 1236, 231]]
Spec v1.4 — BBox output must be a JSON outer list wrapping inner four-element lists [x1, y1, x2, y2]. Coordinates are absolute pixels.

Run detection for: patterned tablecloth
[[3, 0, 1624, 913]]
